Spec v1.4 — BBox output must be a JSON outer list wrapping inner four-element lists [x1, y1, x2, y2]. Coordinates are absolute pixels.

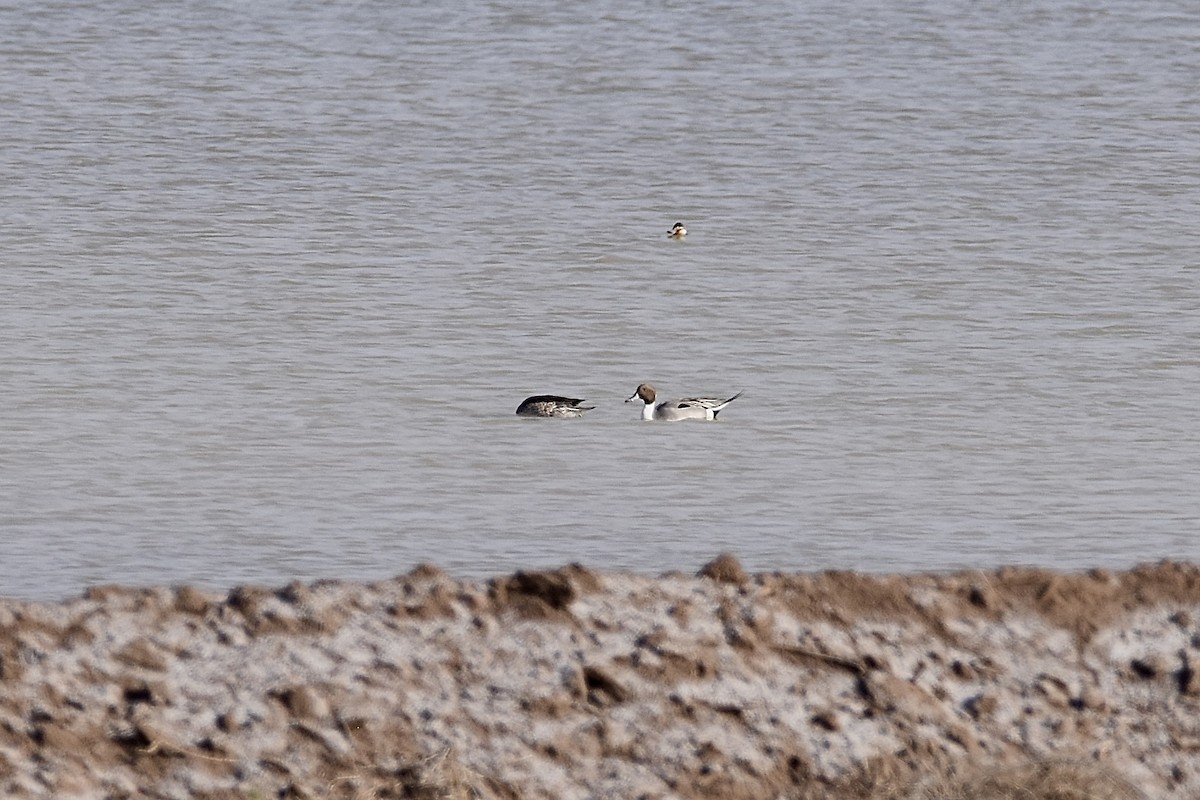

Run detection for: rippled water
[[3, 0, 1199, 599]]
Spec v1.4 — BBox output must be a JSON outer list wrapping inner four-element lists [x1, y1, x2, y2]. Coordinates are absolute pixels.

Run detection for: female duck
[[625, 383, 742, 421], [516, 395, 595, 418]]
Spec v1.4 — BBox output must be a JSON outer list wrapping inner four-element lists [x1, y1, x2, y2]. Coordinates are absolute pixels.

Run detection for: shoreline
[[2, 556, 1195, 798]]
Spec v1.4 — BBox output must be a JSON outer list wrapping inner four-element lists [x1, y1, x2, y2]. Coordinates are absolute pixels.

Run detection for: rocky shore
[[2, 557, 1199, 799]]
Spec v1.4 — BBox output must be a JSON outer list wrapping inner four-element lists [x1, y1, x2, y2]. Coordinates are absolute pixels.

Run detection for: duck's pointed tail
[[712, 391, 744, 418]]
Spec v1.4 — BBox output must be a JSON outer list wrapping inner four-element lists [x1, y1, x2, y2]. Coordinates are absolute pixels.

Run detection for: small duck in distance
[[516, 395, 596, 418], [626, 383, 742, 421], [668, 222, 687, 239]]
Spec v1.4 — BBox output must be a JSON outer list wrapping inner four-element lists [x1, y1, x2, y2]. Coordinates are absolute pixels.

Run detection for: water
[[3, 0, 1199, 600]]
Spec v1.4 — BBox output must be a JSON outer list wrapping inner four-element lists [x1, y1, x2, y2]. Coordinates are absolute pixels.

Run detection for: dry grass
[[898, 759, 1147, 800], [403, 747, 483, 800], [390, 755, 1147, 800], [324, 745, 482, 800]]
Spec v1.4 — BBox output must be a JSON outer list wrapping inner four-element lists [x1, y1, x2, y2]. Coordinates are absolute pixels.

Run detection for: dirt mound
[[1, 557, 1198, 799]]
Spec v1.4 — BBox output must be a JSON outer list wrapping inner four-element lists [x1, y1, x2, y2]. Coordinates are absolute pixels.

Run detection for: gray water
[[3, 0, 1199, 600]]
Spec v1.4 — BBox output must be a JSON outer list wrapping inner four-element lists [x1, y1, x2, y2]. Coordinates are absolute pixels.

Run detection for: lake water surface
[[3, 0, 1199, 599]]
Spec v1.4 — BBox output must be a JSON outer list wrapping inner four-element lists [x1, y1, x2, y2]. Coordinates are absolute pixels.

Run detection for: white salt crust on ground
[[0, 557, 1196, 799]]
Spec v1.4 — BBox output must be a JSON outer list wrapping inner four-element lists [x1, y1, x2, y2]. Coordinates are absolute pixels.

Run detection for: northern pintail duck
[[626, 383, 742, 421], [516, 395, 595, 418], [668, 222, 687, 238]]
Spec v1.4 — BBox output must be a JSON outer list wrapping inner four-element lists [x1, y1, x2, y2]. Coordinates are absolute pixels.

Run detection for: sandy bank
[[2, 557, 1198, 799]]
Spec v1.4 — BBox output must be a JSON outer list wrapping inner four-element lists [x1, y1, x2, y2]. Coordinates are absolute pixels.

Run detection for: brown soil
[[2, 557, 1198, 799]]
